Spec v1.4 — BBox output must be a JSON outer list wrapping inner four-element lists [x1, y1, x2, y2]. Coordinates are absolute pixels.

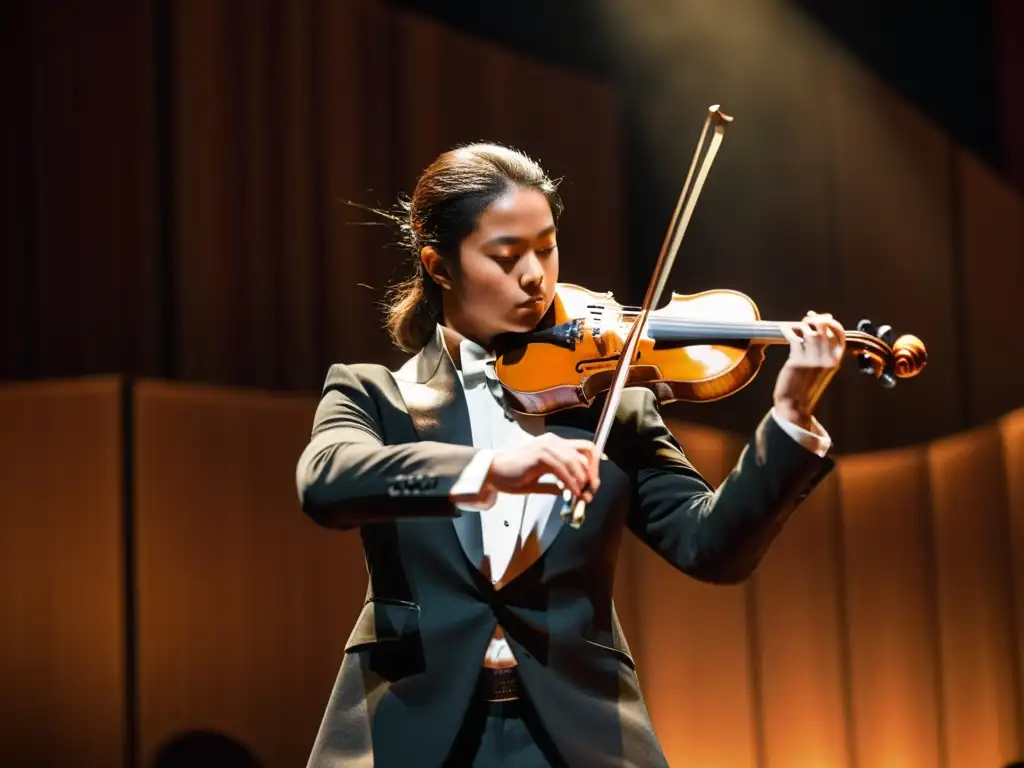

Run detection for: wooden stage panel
[[630, 419, 756, 768], [928, 425, 1022, 767], [134, 381, 367, 767], [1001, 408, 1024, 742], [838, 447, 944, 767], [0, 379, 125, 767], [752, 471, 852, 767]]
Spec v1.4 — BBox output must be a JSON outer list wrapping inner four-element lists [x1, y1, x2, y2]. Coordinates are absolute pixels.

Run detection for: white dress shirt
[[445, 335, 831, 669]]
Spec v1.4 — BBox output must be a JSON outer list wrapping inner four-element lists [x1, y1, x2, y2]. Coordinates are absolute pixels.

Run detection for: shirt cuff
[[770, 407, 832, 458], [450, 449, 498, 511]]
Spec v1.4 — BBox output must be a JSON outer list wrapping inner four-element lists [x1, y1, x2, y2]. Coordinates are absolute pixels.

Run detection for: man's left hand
[[773, 311, 846, 430]]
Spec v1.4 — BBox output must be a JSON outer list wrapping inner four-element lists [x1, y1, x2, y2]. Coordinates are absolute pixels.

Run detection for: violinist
[[296, 143, 844, 767]]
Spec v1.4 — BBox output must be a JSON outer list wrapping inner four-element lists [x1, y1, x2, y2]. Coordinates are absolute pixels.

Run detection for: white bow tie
[[460, 340, 494, 387], [459, 339, 509, 410]]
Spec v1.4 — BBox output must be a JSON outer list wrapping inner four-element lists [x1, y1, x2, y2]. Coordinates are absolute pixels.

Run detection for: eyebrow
[[482, 225, 556, 247]]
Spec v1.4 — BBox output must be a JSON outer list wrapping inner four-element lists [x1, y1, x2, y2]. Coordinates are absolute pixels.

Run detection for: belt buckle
[[482, 667, 520, 702]]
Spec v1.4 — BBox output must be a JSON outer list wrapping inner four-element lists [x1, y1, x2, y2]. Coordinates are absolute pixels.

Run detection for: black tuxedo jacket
[[295, 326, 833, 767]]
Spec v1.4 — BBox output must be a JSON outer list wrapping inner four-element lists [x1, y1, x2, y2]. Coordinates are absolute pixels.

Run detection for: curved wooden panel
[[477, 44, 625, 297], [173, 0, 252, 384], [319, 0, 399, 370], [16, 2, 160, 378], [959, 151, 1024, 426], [928, 424, 1021, 767], [631, 419, 755, 768], [134, 381, 367, 766], [838, 446, 943, 767], [829, 51, 960, 452], [752, 471, 852, 768], [0, 379, 125, 767], [1001, 408, 1024, 741], [392, 11, 626, 300], [174, 0, 398, 386]]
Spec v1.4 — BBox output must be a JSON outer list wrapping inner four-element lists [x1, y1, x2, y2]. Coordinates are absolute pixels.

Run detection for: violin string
[[578, 313, 881, 350], [584, 308, 878, 340], [584, 313, 787, 336], [587, 306, 777, 327]]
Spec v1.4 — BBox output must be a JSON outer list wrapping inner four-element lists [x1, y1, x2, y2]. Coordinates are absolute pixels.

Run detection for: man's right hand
[[486, 433, 601, 502]]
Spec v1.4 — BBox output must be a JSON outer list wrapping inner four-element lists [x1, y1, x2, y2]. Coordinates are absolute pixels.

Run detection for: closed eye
[[487, 243, 556, 262]]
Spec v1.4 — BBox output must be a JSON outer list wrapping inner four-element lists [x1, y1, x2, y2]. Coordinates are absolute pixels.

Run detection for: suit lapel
[[391, 326, 483, 570], [389, 326, 598, 585]]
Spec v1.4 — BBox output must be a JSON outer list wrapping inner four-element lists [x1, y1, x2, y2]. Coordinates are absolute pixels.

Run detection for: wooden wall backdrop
[[132, 381, 364, 767], [3, 0, 1021, 456], [827, 45, 960, 453], [3, 0, 1024, 767], [0, 379, 126, 768], [4, 378, 1023, 767], [0, 0, 625, 395], [0, 0, 162, 380], [596, 0, 1024, 452], [174, 0, 624, 385]]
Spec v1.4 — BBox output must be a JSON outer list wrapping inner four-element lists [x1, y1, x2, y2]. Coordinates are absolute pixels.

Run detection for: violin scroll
[[892, 335, 928, 377], [852, 318, 928, 388]]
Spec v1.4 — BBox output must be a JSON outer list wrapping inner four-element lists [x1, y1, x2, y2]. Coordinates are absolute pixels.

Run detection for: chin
[[515, 302, 546, 323]]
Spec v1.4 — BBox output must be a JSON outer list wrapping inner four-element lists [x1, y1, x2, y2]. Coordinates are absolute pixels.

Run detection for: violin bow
[[563, 105, 733, 528]]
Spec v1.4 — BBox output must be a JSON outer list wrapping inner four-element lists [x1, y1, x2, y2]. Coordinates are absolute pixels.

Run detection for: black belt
[[478, 666, 521, 702]]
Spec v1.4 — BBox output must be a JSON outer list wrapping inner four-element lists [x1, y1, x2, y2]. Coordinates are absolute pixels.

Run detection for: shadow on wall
[[151, 730, 263, 768]]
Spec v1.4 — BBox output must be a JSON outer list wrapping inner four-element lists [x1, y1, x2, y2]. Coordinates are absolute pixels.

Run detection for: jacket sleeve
[[626, 389, 834, 584], [295, 363, 482, 530]]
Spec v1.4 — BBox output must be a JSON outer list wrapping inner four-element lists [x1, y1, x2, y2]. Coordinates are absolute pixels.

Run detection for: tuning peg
[[879, 372, 897, 388], [876, 324, 895, 346], [857, 318, 875, 335]]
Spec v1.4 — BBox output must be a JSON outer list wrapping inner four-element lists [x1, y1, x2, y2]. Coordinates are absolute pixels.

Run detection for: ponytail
[[383, 261, 444, 353]]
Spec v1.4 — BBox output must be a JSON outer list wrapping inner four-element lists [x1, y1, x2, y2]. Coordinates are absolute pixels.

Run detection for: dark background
[[392, 0, 1015, 295], [3, 0, 1022, 449]]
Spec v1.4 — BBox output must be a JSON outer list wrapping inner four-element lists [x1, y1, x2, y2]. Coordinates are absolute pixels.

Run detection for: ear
[[420, 246, 453, 290]]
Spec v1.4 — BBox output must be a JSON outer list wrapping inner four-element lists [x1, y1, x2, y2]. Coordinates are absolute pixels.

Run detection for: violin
[[493, 282, 927, 417], [518, 105, 927, 528]]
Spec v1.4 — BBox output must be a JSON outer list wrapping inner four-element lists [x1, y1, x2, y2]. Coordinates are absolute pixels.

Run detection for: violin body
[[495, 283, 771, 414], [494, 283, 927, 417]]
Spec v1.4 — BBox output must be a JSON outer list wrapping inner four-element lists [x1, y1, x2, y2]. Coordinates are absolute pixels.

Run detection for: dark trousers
[[444, 694, 570, 767]]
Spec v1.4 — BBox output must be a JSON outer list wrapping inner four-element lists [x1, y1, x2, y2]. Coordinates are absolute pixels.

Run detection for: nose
[[520, 251, 544, 292]]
